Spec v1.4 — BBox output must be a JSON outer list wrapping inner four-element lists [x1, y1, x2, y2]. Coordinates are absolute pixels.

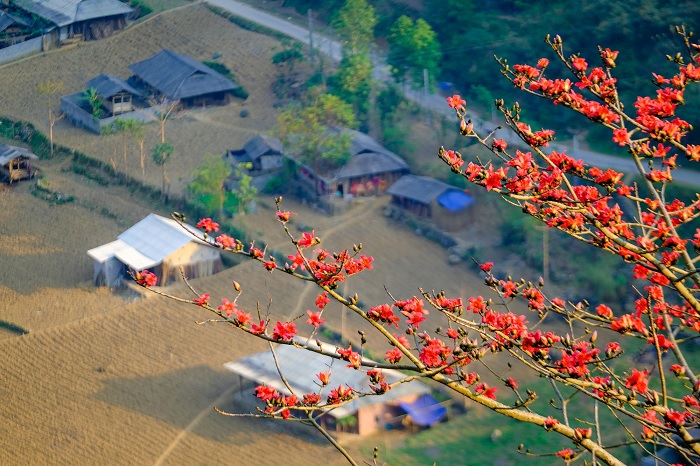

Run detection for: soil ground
[[0, 5, 536, 465]]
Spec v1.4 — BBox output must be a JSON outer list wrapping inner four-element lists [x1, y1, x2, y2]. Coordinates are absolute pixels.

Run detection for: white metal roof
[[87, 213, 204, 270], [224, 338, 429, 418]]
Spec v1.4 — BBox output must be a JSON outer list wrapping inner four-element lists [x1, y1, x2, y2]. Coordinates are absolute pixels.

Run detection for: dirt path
[[151, 383, 240, 466]]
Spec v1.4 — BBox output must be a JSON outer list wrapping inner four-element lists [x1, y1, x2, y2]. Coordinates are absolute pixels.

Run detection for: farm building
[[295, 127, 410, 198], [87, 213, 222, 287], [229, 134, 285, 174], [128, 49, 241, 107], [10, 0, 133, 41], [0, 10, 31, 47], [84, 73, 142, 116], [386, 175, 475, 232], [0, 143, 37, 183], [224, 339, 446, 435]]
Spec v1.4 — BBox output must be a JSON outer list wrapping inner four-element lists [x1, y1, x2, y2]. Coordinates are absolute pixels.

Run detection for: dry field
[[0, 5, 534, 465], [0, 3, 285, 195]]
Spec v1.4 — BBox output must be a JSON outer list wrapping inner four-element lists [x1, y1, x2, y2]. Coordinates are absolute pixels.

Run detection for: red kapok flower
[[306, 310, 325, 329], [317, 371, 331, 386], [272, 321, 297, 341], [556, 448, 576, 460], [625, 368, 649, 394], [134, 270, 157, 287], [446, 94, 466, 109], [193, 293, 210, 307], [276, 211, 295, 223], [196, 218, 219, 233]]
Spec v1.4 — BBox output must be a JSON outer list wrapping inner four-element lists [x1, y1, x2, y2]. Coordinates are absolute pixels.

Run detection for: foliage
[[82, 87, 104, 119], [277, 91, 357, 170], [142, 23, 700, 466], [127, 0, 153, 17], [188, 154, 234, 218], [231, 162, 259, 214], [332, 0, 376, 55], [387, 15, 441, 89], [201, 61, 249, 99], [0, 320, 29, 336]]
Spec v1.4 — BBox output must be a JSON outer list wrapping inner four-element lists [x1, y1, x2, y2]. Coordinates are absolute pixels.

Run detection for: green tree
[[36, 80, 65, 158], [331, 0, 376, 55], [82, 87, 103, 119], [277, 92, 357, 195], [232, 162, 258, 215], [114, 118, 142, 177], [188, 154, 233, 218], [151, 142, 173, 199], [387, 16, 442, 88], [332, 53, 373, 129]]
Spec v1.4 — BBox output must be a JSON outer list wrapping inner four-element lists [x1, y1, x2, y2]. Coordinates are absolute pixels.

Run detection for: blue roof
[[399, 394, 447, 426], [437, 189, 474, 212]]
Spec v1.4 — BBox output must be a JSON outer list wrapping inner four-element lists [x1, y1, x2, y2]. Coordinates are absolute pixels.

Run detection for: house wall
[[433, 202, 472, 232], [0, 34, 41, 64], [357, 394, 424, 435], [160, 242, 222, 285]]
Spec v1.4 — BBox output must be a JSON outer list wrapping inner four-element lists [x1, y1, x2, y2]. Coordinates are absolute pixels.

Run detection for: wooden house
[[10, 0, 132, 41], [128, 49, 241, 108], [387, 175, 475, 232], [85, 73, 141, 116], [0, 10, 31, 48], [87, 213, 222, 287], [0, 143, 37, 183], [295, 127, 410, 198], [225, 339, 445, 436], [229, 134, 285, 174]]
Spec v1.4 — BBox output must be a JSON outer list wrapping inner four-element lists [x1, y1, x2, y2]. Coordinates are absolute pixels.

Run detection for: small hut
[[87, 213, 222, 287], [224, 339, 443, 435], [84, 74, 142, 116], [229, 134, 284, 174], [387, 175, 475, 232], [0, 144, 37, 183], [128, 49, 241, 108]]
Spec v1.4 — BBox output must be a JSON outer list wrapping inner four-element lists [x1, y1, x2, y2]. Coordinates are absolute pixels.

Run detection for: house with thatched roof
[[128, 49, 241, 108], [224, 339, 446, 435], [0, 143, 37, 183], [228, 134, 285, 174], [10, 0, 132, 41], [87, 213, 222, 287], [387, 175, 475, 232], [295, 127, 410, 199]]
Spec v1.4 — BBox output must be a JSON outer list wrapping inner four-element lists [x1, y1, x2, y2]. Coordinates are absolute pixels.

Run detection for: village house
[[294, 127, 410, 199], [386, 175, 475, 232], [9, 0, 132, 42], [228, 134, 285, 174], [128, 49, 241, 108], [0, 10, 31, 48], [84, 73, 142, 116], [87, 213, 222, 287], [0, 143, 37, 183], [224, 339, 446, 435]]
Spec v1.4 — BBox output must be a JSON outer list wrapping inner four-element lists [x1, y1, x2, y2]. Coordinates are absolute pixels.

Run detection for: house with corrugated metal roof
[[10, 0, 133, 41], [87, 213, 222, 287], [0, 143, 38, 183], [387, 175, 475, 232], [224, 339, 446, 435], [128, 49, 241, 108]]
